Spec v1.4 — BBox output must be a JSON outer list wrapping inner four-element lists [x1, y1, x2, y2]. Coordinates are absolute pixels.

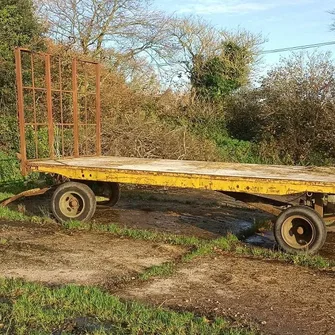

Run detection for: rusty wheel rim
[[281, 215, 316, 249], [59, 191, 85, 218]]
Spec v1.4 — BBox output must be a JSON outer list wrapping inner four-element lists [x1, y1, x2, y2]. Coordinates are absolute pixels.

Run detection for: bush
[[0, 152, 23, 185], [226, 52, 335, 165]]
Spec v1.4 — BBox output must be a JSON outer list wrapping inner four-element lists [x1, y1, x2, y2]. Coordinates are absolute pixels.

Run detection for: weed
[[62, 219, 84, 229]]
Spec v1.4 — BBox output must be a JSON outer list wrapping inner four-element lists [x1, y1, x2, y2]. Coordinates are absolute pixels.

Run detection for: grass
[[0, 192, 29, 222], [0, 205, 28, 221], [0, 204, 49, 224], [0, 192, 16, 202], [64, 220, 204, 247], [139, 261, 176, 280], [0, 191, 333, 334], [234, 245, 333, 268], [0, 278, 256, 335], [0, 191, 54, 224]]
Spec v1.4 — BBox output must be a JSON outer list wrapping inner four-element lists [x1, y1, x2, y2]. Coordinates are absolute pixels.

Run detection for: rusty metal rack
[[15, 48, 101, 175]]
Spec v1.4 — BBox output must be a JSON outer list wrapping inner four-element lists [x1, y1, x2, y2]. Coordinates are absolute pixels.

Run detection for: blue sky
[[154, 0, 335, 77]]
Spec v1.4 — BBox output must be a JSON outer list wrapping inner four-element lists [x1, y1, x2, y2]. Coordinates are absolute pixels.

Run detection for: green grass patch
[[0, 192, 15, 202], [139, 262, 176, 281], [0, 202, 48, 224], [138, 231, 334, 279], [0, 278, 255, 335], [234, 245, 334, 269], [64, 221, 204, 248], [0, 205, 28, 221]]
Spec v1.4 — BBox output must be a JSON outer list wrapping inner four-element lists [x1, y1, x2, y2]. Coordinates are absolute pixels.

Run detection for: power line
[[260, 41, 335, 54]]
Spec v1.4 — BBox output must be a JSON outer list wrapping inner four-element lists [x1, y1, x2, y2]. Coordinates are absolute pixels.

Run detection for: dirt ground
[[120, 254, 335, 335], [0, 221, 186, 285], [1, 187, 335, 335]]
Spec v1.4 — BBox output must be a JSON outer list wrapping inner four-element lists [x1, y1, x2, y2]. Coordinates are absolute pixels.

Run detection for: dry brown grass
[[101, 111, 220, 161]]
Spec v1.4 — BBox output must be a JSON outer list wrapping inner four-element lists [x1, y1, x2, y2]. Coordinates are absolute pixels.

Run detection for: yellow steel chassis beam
[[28, 164, 335, 196]]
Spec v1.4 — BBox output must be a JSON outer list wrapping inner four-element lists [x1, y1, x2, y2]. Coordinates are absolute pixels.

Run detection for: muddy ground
[[0, 187, 334, 335]]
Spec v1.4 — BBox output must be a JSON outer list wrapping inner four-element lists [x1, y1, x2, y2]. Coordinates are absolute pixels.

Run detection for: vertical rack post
[[15, 48, 27, 175], [58, 58, 65, 157], [30, 54, 38, 159], [95, 63, 101, 156], [45, 54, 54, 159], [72, 58, 79, 157]]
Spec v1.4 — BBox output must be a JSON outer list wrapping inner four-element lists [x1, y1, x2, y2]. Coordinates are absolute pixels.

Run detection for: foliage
[[0, 152, 23, 185], [191, 41, 253, 100], [2, 1, 335, 182], [0, 0, 43, 57], [225, 89, 263, 142], [0, 0, 44, 109], [0, 0, 45, 183], [226, 52, 335, 165]]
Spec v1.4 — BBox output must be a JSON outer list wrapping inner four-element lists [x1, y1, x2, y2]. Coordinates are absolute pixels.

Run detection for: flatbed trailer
[[27, 156, 335, 196], [10, 48, 335, 255]]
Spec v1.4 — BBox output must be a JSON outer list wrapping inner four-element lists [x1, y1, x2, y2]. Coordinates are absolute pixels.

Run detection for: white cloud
[[177, 0, 315, 15]]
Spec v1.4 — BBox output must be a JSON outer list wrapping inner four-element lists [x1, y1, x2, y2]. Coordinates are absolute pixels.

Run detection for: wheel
[[97, 182, 120, 207], [274, 206, 327, 255], [51, 181, 97, 223]]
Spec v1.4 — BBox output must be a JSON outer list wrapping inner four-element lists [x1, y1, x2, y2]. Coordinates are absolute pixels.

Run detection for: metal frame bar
[[15, 48, 27, 175], [72, 58, 79, 157], [96, 63, 101, 156], [30, 53, 38, 159], [45, 54, 54, 159], [58, 57, 65, 157]]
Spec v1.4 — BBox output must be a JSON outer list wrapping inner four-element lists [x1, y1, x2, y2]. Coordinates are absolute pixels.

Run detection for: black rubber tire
[[51, 181, 97, 223], [274, 206, 327, 255], [98, 182, 121, 207]]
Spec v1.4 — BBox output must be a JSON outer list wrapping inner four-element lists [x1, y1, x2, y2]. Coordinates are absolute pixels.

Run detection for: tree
[[0, 0, 44, 105], [330, 9, 335, 31], [168, 17, 262, 99], [39, 0, 174, 61], [0, 0, 44, 153], [191, 41, 253, 100]]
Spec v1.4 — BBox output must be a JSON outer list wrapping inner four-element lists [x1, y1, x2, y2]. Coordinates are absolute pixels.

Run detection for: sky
[[153, 0, 335, 79]]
